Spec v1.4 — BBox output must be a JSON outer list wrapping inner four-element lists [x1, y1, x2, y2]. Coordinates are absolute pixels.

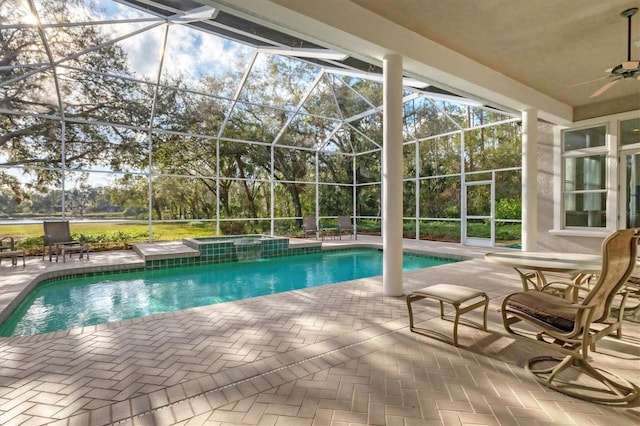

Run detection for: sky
[[88, 0, 254, 83]]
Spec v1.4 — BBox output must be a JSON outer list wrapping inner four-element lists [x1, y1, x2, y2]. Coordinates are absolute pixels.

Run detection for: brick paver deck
[[0, 237, 638, 425]]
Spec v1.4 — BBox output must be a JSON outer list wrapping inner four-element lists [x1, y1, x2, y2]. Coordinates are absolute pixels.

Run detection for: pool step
[[133, 238, 323, 263], [133, 241, 200, 262], [288, 239, 322, 249]]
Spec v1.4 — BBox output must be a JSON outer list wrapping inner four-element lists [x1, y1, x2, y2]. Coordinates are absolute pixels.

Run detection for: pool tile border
[[144, 244, 323, 269]]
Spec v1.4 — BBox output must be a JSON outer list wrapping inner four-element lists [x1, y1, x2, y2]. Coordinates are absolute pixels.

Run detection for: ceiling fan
[[584, 7, 640, 97]]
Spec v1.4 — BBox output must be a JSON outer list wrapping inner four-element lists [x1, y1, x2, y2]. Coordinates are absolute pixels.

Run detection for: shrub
[[495, 223, 521, 240], [357, 219, 381, 234], [220, 221, 248, 235], [496, 198, 521, 220]]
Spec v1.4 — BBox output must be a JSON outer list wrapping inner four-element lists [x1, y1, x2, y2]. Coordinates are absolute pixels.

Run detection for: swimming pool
[[0, 249, 458, 337]]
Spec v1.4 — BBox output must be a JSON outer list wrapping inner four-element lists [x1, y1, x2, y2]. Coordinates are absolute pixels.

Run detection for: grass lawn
[[1, 222, 220, 254], [0, 222, 217, 239], [1, 219, 521, 255]]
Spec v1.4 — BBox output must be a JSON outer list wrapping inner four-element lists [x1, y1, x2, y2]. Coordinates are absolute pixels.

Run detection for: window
[[620, 118, 640, 146], [562, 126, 607, 228], [619, 118, 640, 228]]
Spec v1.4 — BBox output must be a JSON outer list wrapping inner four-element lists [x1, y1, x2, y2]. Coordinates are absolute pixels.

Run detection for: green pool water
[[0, 249, 457, 337]]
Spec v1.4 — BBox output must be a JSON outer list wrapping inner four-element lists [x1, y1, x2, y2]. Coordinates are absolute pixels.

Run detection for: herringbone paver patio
[[0, 237, 638, 425]]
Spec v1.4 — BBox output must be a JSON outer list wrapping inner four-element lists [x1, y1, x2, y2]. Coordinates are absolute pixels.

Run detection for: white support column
[[270, 145, 275, 235], [415, 139, 420, 240], [383, 53, 403, 296], [61, 120, 66, 219], [352, 154, 358, 237], [315, 151, 320, 227], [460, 131, 467, 244], [522, 109, 538, 251]]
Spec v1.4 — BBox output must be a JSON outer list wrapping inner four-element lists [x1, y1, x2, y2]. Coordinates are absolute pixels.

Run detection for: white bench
[[407, 284, 489, 346]]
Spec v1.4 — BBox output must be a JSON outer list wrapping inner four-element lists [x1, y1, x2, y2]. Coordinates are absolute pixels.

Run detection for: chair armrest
[[541, 272, 595, 301], [615, 290, 629, 312]]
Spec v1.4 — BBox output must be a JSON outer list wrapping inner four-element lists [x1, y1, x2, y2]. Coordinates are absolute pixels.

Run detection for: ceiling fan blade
[[590, 79, 619, 97], [623, 61, 640, 69], [570, 76, 608, 87]]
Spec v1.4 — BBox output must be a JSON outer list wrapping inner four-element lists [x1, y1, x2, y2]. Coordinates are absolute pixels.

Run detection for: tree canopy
[[0, 0, 522, 239]]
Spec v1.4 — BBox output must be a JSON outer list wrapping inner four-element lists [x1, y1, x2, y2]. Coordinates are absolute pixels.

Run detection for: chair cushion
[[505, 291, 577, 332], [411, 284, 487, 305]]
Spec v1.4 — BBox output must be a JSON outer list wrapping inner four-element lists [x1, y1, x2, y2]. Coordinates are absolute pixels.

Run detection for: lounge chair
[[43, 220, 89, 263], [302, 216, 319, 239], [337, 215, 356, 240], [501, 228, 640, 403]]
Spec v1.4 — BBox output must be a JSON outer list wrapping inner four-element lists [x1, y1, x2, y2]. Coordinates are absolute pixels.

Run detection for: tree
[[106, 175, 148, 219], [1, 0, 153, 199], [66, 173, 92, 218], [0, 172, 26, 217]]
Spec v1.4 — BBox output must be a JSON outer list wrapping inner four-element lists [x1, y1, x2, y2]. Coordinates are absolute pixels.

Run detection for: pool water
[[0, 249, 456, 337]]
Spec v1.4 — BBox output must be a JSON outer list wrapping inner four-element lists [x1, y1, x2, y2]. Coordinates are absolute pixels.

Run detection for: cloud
[[76, 1, 256, 83], [161, 24, 254, 83], [118, 25, 166, 79]]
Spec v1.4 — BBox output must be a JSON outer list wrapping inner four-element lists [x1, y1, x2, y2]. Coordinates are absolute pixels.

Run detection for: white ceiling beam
[[258, 47, 348, 60], [168, 6, 218, 24]]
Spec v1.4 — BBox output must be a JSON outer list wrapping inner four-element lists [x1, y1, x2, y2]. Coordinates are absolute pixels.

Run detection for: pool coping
[[0, 237, 488, 339]]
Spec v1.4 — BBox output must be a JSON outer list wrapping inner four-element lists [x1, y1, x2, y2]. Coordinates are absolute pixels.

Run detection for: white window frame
[[550, 112, 640, 237], [617, 117, 640, 228], [561, 126, 608, 229]]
